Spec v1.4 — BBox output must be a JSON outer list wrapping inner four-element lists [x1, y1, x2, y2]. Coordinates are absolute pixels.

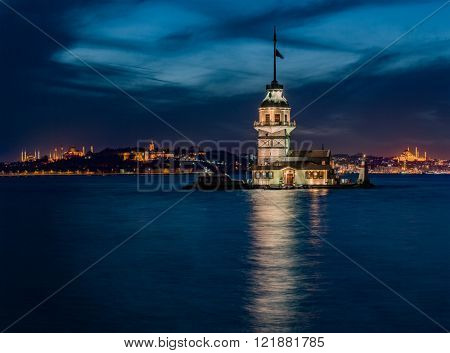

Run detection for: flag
[[275, 48, 284, 59]]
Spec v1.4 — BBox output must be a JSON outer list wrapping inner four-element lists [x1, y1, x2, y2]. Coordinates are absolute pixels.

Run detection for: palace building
[[252, 28, 337, 188]]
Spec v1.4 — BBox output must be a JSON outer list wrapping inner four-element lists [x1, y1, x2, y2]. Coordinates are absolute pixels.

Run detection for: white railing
[[253, 121, 296, 127]]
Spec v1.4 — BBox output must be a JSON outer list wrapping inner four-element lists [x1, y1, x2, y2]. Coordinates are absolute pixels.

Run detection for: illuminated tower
[[254, 27, 295, 166]]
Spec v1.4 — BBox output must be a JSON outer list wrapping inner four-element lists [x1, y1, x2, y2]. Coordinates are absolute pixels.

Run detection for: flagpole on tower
[[273, 26, 277, 83]]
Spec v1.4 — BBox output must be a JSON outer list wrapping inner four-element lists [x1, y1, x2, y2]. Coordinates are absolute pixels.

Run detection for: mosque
[[252, 29, 338, 188], [395, 147, 427, 162]]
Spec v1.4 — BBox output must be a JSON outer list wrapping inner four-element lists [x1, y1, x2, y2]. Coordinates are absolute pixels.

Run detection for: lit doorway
[[283, 169, 295, 186]]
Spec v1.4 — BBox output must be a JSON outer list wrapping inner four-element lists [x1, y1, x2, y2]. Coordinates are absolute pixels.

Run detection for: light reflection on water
[[309, 189, 329, 246], [246, 190, 328, 332]]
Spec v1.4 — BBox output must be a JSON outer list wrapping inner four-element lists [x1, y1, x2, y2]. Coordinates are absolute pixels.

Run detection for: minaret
[[254, 27, 295, 166]]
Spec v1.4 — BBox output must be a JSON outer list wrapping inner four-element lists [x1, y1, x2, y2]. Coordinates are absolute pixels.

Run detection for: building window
[[306, 171, 325, 179], [265, 114, 270, 124], [255, 171, 273, 179], [284, 114, 288, 122], [274, 114, 281, 123]]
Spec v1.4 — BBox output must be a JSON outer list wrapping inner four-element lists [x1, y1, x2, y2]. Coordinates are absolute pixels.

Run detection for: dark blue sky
[[1, 0, 449, 161]]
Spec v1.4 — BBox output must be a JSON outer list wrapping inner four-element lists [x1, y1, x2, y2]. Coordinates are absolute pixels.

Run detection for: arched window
[[274, 114, 281, 123]]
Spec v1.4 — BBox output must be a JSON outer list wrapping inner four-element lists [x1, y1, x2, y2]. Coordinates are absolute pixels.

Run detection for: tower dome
[[260, 82, 290, 108]]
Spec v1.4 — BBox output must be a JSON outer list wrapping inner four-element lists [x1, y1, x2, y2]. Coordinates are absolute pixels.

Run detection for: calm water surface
[[0, 175, 449, 332]]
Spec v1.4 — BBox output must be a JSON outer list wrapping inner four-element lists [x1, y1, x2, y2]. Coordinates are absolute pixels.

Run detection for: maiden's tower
[[252, 28, 337, 188]]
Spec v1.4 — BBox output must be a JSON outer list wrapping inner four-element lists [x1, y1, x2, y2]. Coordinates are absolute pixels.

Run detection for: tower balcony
[[254, 120, 296, 128]]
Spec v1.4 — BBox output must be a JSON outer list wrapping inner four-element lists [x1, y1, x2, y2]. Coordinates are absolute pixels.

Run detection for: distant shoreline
[[0, 171, 202, 177], [1, 171, 449, 177]]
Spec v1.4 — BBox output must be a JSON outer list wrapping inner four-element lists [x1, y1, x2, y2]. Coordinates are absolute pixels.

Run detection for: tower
[[254, 27, 295, 166], [357, 155, 371, 186]]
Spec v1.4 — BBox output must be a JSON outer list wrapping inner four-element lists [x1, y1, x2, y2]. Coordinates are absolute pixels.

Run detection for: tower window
[[284, 114, 288, 122], [274, 114, 281, 123], [265, 114, 270, 124]]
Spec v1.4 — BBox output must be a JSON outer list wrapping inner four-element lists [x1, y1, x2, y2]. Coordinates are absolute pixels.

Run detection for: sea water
[[0, 174, 449, 332]]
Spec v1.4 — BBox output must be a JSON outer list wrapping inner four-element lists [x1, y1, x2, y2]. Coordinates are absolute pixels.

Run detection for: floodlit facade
[[395, 147, 427, 162]]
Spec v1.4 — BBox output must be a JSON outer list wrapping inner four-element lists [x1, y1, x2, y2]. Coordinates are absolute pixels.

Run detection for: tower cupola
[[260, 83, 289, 108]]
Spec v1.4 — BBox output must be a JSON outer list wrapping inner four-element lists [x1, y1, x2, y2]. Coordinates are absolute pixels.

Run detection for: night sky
[[1, 0, 449, 161]]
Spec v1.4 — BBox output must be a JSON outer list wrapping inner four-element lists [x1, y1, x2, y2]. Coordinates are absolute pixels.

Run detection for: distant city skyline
[[1, 0, 450, 161], [7, 142, 444, 164], [2, 141, 449, 177]]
